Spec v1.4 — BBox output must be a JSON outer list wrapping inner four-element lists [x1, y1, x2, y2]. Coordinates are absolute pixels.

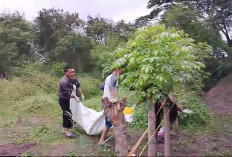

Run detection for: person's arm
[[75, 79, 84, 100], [78, 88, 83, 95], [109, 75, 117, 99], [132, 100, 143, 109], [176, 104, 182, 112], [78, 87, 85, 100]]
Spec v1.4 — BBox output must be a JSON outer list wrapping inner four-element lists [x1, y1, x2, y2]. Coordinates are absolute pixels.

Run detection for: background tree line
[[0, 0, 232, 90], [0, 9, 135, 74]]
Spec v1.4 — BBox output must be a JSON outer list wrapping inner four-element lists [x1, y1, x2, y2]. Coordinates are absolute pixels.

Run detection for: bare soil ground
[[1, 74, 232, 156], [203, 74, 232, 115], [0, 143, 36, 156]]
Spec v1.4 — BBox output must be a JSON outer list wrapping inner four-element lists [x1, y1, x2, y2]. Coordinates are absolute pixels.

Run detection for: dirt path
[[203, 73, 232, 114], [0, 143, 36, 156]]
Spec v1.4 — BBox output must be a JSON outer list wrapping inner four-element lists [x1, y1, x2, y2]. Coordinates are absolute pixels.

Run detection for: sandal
[[66, 132, 76, 138]]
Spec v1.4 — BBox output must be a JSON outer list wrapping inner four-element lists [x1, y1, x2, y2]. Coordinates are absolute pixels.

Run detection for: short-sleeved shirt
[[69, 78, 80, 89], [103, 74, 118, 102], [69, 78, 81, 96]]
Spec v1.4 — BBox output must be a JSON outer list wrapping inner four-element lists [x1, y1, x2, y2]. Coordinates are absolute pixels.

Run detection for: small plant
[[182, 140, 190, 148], [202, 149, 215, 156], [65, 151, 77, 157], [222, 149, 231, 156], [21, 151, 33, 157]]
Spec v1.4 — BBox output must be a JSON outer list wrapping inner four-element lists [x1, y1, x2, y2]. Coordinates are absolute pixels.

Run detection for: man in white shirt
[[98, 68, 123, 144]]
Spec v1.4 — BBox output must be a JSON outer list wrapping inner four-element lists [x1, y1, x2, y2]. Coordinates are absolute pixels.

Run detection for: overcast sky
[[0, 0, 151, 22]]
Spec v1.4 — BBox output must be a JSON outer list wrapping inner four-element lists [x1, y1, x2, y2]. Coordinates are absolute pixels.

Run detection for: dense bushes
[[77, 77, 102, 99], [177, 92, 213, 130], [125, 91, 212, 130], [203, 63, 232, 91]]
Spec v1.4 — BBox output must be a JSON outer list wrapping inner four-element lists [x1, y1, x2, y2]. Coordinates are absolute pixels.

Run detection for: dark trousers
[[59, 98, 73, 129]]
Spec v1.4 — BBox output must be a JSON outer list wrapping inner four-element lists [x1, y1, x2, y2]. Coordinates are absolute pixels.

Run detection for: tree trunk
[[228, 40, 232, 47], [163, 105, 171, 156], [223, 31, 232, 47], [148, 99, 156, 156], [102, 97, 128, 156], [114, 123, 128, 156]]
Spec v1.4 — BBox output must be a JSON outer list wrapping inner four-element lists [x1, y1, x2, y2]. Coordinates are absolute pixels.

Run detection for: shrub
[[77, 77, 102, 99], [177, 92, 213, 130], [129, 102, 148, 128], [0, 77, 37, 102], [83, 95, 103, 111]]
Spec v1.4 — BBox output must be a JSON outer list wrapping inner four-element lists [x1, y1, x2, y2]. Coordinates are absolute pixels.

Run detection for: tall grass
[[0, 67, 104, 145]]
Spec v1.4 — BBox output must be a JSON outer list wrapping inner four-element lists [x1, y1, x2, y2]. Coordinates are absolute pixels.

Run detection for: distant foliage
[[53, 33, 93, 72], [146, 0, 232, 48], [11, 59, 43, 77], [46, 62, 67, 78], [91, 34, 127, 78], [34, 8, 83, 56], [0, 12, 34, 73]]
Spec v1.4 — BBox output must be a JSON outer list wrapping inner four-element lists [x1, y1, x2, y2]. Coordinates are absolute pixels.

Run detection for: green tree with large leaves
[[112, 24, 212, 156], [113, 24, 211, 100]]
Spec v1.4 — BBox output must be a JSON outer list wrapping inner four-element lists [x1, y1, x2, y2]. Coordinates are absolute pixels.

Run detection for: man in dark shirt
[[58, 67, 76, 138]]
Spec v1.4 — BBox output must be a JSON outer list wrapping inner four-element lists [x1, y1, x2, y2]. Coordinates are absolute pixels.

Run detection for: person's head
[[69, 68, 76, 78], [63, 67, 75, 79], [63, 67, 70, 74], [113, 67, 123, 76]]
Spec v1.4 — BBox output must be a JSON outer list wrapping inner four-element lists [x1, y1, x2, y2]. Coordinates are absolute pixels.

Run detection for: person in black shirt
[[69, 69, 85, 101]]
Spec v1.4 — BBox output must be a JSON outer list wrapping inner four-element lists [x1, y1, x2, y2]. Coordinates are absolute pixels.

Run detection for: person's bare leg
[[98, 127, 110, 144], [62, 128, 73, 136]]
